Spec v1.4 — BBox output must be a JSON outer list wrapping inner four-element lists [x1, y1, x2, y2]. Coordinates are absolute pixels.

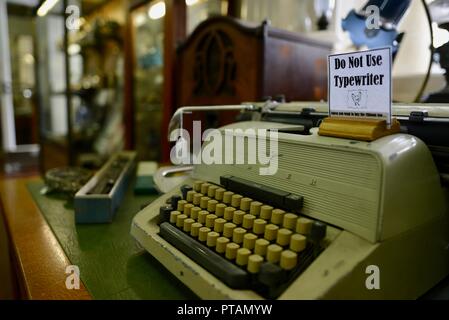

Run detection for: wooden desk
[[0, 177, 91, 299], [2, 177, 449, 300], [0, 176, 196, 300]]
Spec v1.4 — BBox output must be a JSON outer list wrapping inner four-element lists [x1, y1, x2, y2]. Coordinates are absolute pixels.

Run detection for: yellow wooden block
[[318, 117, 400, 141]]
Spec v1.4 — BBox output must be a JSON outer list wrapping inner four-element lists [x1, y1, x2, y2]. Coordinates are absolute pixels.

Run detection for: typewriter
[[131, 102, 449, 299]]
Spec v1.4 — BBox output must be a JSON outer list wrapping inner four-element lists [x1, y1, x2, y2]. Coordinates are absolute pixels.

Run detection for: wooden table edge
[[0, 176, 92, 300]]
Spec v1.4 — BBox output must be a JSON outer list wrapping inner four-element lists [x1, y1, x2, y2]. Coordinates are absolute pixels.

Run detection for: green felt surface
[[27, 180, 197, 300]]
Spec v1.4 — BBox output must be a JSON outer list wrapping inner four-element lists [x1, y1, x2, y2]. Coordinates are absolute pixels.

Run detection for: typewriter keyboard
[[157, 176, 332, 298]]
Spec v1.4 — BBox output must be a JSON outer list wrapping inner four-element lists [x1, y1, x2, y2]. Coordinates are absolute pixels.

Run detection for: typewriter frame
[[132, 116, 449, 299]]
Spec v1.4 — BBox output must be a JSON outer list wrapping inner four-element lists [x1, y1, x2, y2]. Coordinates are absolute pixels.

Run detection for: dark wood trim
[[123, 8, 136, 150], [227, 0, 242, 18], [267, 28, 333, 49], [63, 0, 74, 165], [161, 0, 186, 162], [260, 20, 269, 102], [177, 15, 262, 52]]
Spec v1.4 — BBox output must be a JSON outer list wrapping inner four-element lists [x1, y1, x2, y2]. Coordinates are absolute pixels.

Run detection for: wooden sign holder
[[318, 117, 401, 142]]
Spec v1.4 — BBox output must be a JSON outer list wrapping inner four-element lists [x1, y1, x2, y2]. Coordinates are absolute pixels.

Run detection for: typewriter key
[[190, 207, 201, 220], [280, 250, 298, 270], [213, 218, 226, 233], [236, 248, 251, 266], [247, 254, 263, 273], [225, 243, 240, 260], [207, 231, 219, 247], [170, 211, 181, 224], [216, 237, 230, 253], [183, 218, 195, 232], [264, 224, 279, 241], [266, 244, 283, 263], [283, 213, 298, 230], [243, 233, 257, 250], [277, 228, 293, 246]]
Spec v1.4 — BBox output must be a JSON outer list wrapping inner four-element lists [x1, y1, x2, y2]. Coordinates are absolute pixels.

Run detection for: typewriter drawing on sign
[[131, 102, 449, 299]]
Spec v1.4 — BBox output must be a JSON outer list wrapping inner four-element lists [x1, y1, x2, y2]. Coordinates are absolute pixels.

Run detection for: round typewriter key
[[266, 244, 283, 263], [176, 214, 187, 228], [223, 222, 236, 238], [180, 185, 192, 200], [243, 233, 257, 250], [225, 243, 240, 260], [236, 248, 251, 266], [170, 195, 182, 209], [260, 205, 273, 220], [200, 196, 211, 209], [198, 210, 209, 224], [198, 227, 211, 242], [231, 194, 243, 208], [224, 207, 236, 221], [254, 239, 270, 256], [253, 219, 267, 235], [290, 234, 306, 252], [193, 180, 204, 192], [232, 227, 247, 244], [283, 213, 298, 230], [190, 222, 202, 237], [242, 214, 256, 229], [213, 218, 226, 233], [170, 211, 181, 224], [276, 228, 293, 246], [207, 185, 218, 198], [190, 207, 201, 220], [215, 188, 225, 201], [186, 190, 196, 202], [207, 231, 219, 247], [296, 217, 313, 235], [205, 214, 217, 228], [310, 221, 327, 243], [247, 254, 264, 273], [280, 250, 298, 270], [177, 200, 187, 212], [264, 224, 279, 241], [193, 193, 203, 206], [159, 205, 173, 223], [232, 210, 245, 225], [183, 218, 195, 232], [215, 203, 226, 217], [250, 201, 262, 216], [271, 209, 285, 225], [183, 203, 194, 216], [216, 237, 230, 253], [207, 199, 218, 212], [240, 198, 252, 211], [200, 183, 211, 195], [223, 191, 234, 204]]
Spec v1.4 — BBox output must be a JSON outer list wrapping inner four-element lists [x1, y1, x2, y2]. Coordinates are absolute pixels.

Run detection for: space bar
[[159, 222, 250, 289]]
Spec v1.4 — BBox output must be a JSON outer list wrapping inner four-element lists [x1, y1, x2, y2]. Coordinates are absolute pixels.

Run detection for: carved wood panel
[[193, 28, 237, 97]]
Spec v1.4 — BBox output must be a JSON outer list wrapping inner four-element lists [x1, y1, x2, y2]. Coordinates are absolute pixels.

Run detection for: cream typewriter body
[[131, 110, 449, 299]]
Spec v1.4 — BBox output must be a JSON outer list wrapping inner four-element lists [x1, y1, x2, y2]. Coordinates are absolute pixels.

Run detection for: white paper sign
[[328, 47, 392, 124]]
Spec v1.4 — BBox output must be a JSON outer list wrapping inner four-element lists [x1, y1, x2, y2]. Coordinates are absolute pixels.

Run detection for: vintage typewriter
[[131, 102, 449, 299]]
